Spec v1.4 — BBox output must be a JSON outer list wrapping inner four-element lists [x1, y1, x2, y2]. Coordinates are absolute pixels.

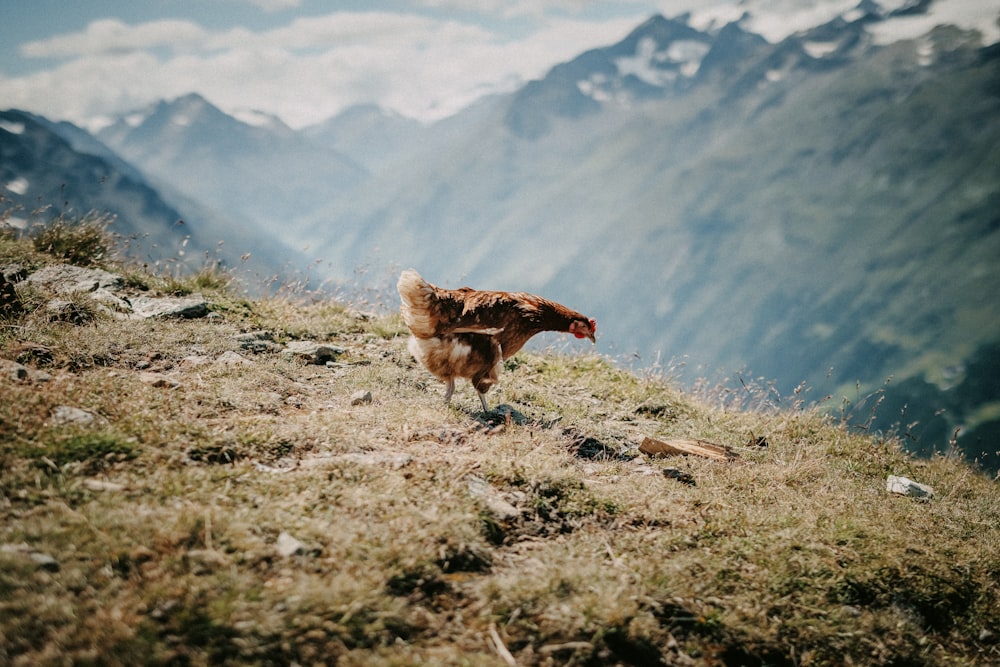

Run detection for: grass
[[1, 220, 998, 666]]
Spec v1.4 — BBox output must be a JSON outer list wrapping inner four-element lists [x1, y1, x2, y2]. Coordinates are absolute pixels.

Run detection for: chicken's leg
[[477, 391, 490, 413], [444, 378, 455, 403]]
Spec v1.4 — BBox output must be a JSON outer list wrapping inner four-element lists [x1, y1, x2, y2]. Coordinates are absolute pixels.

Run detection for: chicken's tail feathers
[[397, 269, 437, 338]]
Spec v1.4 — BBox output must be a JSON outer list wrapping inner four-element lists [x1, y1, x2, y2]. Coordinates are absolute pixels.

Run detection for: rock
[[178, 355, 213, 369], [282, 341, 344, 365], [50, 405, 98, 426], [236, 331, 281, 353], [21, 264, 123, 294], [1, 543, 60, 571], [82, 478, 126, 492], [467, 475, 521, 520], [139, 372, 182, 389], [90, 287, 132, 315], [129, 295, 209, 319], [1, 359, 29, 381], [350, 389, 373, 405], [276, 532, 305, 558], [217, 350, 253, 366], [29, 552, 60, 572], [886, 475, 934, 499]]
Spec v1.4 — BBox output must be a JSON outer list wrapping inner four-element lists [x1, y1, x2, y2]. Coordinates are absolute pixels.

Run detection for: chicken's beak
[[587, 332, 596, 344]]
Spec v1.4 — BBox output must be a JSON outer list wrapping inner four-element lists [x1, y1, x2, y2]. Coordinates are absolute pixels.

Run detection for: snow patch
[[803, 40, 840, 58], [765, 69, 786, 82], [125, 112, 149, 128], [233, 108, 281, 128], [615, 36, 709, 87], [0, 120, 25, 135], [5, 177, 29, 196], [171, 113, 193, 127], [5, 216, 27, 230], [917, 37, 935, 66], [577, 76, 613, 102]]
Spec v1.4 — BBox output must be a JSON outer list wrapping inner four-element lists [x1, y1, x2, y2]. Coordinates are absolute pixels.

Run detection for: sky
[[1, 0, 997, 131]]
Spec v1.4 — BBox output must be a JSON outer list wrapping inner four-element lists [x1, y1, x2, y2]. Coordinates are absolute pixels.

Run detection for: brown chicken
[[397, 269, 596, 412]]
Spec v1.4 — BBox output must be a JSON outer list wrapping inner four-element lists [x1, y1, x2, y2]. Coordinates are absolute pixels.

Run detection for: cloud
[[20, 18, 209, 58], [5, 10, 643, 129], [243, 0, 302, 11]]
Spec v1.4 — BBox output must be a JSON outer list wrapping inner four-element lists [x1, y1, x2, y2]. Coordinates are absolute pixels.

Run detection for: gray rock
[[129, 295, 209, 319], [1, 359, 29, 381], [217, 350, 252, 366], [467, 474, 521, 520], [50, 405, 98, 426], [282, 341, 344, 365], [276, 531, 305, 558], [886, 475, 934, 499], [350, 390, 373, 405], [21, 264, 123, 294], [1, 543, 60, 571]]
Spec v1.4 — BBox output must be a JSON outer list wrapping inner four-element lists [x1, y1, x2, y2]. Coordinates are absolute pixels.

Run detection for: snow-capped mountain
[[1, 109, 192, 255], [98, 93, 367, 238]]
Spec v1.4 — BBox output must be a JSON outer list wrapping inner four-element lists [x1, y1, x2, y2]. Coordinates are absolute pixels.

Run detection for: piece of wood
[[640, 436, 738, 461]]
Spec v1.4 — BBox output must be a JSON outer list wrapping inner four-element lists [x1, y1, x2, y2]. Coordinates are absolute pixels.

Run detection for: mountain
[[1, 109, 193, 256], [301, 12, 1000, 469], [97, 93, 368, 243], [302, 104, 427, 174], [1, 109, 312, 288]]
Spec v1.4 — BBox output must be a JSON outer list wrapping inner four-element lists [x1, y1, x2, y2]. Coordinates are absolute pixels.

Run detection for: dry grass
[[1, 229, 999, 666]]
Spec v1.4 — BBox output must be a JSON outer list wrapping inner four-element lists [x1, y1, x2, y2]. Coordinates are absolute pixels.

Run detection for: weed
[[31, 213, 116, 267]]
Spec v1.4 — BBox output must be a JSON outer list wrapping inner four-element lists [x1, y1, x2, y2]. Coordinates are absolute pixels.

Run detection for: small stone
[[283, 341, 345, 365], [217, 350, 252, 366], [1, 359, 29, 381], [350, 390, 373, 406], [139, 372, 182, 389], [467, 474, 521, 520], [29, 552, 60, 572], [276, 532, 305, 558], [886, 475, 934, 499], [178, 355, 212, 368], [82, 478, 126, 492], [50, 405, 97, 426]]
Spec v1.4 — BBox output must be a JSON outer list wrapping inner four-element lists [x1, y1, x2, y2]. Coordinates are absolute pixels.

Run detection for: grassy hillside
[[1, 221, 999, 666]]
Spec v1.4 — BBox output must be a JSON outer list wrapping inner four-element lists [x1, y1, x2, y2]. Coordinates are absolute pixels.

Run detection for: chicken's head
[[570, 318, 597, 343]]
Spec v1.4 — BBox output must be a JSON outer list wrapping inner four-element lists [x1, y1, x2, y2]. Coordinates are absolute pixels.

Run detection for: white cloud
[[20, 18, 209, 58], [243, 0, 302, 11], [5, 10, 641, 129]]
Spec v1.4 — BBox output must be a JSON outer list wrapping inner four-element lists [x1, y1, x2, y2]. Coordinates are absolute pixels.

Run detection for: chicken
[[397, 269, 596, 412]]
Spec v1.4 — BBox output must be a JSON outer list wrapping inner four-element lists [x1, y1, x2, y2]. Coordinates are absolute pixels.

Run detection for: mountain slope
[[98, 94, 368, 238], [1, 109, 193, 256], [305, 14, 1000, 468]]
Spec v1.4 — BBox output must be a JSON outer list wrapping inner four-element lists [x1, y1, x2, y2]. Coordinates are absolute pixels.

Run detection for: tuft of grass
[[31, 213, 116, 267], [21, 431, 139, 470]]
